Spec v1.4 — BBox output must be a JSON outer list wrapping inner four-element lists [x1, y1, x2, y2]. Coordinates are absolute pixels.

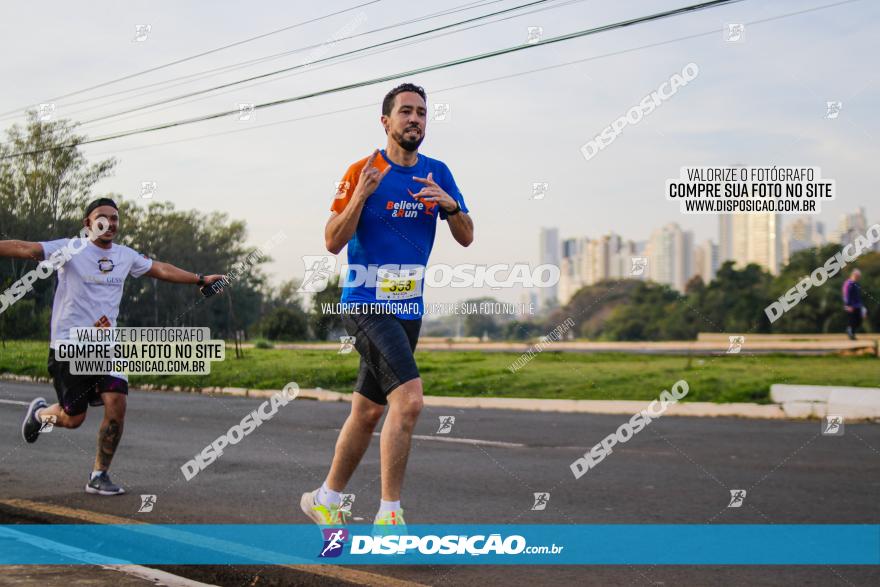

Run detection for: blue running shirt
[[330, 150, 469, 319]]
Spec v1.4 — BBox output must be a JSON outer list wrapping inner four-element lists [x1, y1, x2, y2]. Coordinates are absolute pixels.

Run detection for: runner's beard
[[392, 127, 424, 152], [97, 230, 116, 245]]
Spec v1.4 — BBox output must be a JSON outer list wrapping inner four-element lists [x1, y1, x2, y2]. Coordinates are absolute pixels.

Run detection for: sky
[[1, 0, 877, 306]]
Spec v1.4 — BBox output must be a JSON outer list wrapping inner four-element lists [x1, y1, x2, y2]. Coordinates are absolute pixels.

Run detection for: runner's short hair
[[84, 197, 118, 219], [382, 83, 427, 116]]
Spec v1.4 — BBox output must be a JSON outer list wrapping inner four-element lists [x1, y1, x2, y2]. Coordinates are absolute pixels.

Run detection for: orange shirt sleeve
[[330, 153, 390, 214]]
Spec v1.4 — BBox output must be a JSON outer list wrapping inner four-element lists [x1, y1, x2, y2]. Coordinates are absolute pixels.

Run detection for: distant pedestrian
[[842, 269, 866, 340]]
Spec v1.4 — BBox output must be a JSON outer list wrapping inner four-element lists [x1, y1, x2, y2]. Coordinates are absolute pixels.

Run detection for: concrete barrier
[[771, 384, 880, 420]]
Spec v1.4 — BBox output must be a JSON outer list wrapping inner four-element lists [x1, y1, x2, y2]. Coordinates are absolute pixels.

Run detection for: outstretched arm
[[0, 240, 44, 261], [146, 261, 224, 286]]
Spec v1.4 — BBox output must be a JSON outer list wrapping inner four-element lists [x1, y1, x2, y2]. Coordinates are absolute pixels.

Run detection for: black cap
[[84, 197, 118, 218]]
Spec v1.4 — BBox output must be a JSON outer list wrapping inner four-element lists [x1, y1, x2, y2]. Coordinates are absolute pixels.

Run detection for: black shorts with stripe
[[47, 349, 128, 416], [341, 313, 422, 406]]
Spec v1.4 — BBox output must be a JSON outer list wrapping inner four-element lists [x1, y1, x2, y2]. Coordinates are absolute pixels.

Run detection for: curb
[[3, 373, 878, 421]]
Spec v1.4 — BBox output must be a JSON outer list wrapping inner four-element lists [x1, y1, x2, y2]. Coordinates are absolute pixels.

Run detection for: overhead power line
[[0, 0, 505, 123], [2, 0, 746, 159], [37, 0, 506, 119], [0, 0, 382, 118], [75, 0, 587, 133], [67, 0, 869, 160], [76, 0, 564, 125]]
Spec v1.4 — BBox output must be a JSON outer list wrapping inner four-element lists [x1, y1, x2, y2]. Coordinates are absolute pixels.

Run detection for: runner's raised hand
[[408, 172, 457, 211], [354, 149, 391, 202]]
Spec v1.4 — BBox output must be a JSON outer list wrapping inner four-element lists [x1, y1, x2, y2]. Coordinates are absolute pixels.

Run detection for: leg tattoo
[[97, 419, 123, 470]]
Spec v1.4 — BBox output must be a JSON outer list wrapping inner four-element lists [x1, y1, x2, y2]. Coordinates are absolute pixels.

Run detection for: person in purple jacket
[[842, 269, 866, 340]]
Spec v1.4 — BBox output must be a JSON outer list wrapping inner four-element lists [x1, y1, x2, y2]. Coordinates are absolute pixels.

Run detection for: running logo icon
[[334, 180, 350, 199], [724, 23, 744, 42], [526, 26, 543, 45], [319, 528, 348, 558], [631, 257, 648, 276], [338, 336, 356, 354], [436, 416, 455, 434], [298, 255, 337, 293], [38, 415, 56, 433], [825, 101, 843, 119], [37, 103, 56, 121], [138, 495, 157, 513], [822, 415, 844, 436], [238, 103, 255, 121], [531, 492, 550, 511], [432, 103, 451, 122], [531, 182, 548, 200], [727, 336, 745, 354], [140, 181, 157, 199], [133, 24, 151, 42], [728, 489, 746, 508], [339, 493, 355, 512]]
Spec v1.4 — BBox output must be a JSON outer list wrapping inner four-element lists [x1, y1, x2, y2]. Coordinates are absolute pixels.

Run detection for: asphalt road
[[1, 380, 878, 586]]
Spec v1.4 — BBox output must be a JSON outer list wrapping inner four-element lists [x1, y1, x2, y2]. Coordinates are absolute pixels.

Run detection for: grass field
[[1, 340, 878, 403]]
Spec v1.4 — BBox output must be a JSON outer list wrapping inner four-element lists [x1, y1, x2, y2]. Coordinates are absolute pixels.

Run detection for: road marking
[[0, 399, 28, 406], [374, 432, 525, 448], [0, 498, 428, 587]]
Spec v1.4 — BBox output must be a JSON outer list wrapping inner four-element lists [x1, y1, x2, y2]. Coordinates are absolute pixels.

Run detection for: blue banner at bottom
[[0, 524, 877, 565]]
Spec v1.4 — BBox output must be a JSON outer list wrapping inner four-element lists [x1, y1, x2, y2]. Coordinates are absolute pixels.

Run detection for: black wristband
[[197, 273, 205, 287], [446, 201, 461, 216]]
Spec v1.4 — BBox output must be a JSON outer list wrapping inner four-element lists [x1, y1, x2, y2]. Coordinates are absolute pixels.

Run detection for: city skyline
[[548, 206, 875, 306]]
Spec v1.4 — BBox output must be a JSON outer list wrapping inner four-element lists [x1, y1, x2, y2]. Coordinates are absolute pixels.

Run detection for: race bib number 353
[[376, 268, 423, 300]]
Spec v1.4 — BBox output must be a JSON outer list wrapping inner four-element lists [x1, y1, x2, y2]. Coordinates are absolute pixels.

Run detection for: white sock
[[34, 408, 43, 421], [379, 499, 401, 513], [317, 482, 341, 507], [90, 470, 104, 481]]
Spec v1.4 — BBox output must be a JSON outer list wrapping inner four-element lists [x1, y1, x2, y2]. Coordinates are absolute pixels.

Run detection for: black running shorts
[[341, 313, 422, 405], [47, 349, 128, 416]]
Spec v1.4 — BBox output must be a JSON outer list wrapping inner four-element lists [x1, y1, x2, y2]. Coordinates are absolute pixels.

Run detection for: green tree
[[0, 116, 115, 340], [462, 297, 503, 339], [261, 307, 309, 340], [503, 320, 544, 341], [116, 200, 267, 339], [310, 277, 343, 341], [697, 261, 773, 334], [601, 281, 686, 340], [258, 279, 309, 340], [549, 279, 642, 339]]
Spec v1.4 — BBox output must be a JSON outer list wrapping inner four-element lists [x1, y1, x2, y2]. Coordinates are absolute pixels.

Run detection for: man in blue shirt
[[301, 83, 473, 530]]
